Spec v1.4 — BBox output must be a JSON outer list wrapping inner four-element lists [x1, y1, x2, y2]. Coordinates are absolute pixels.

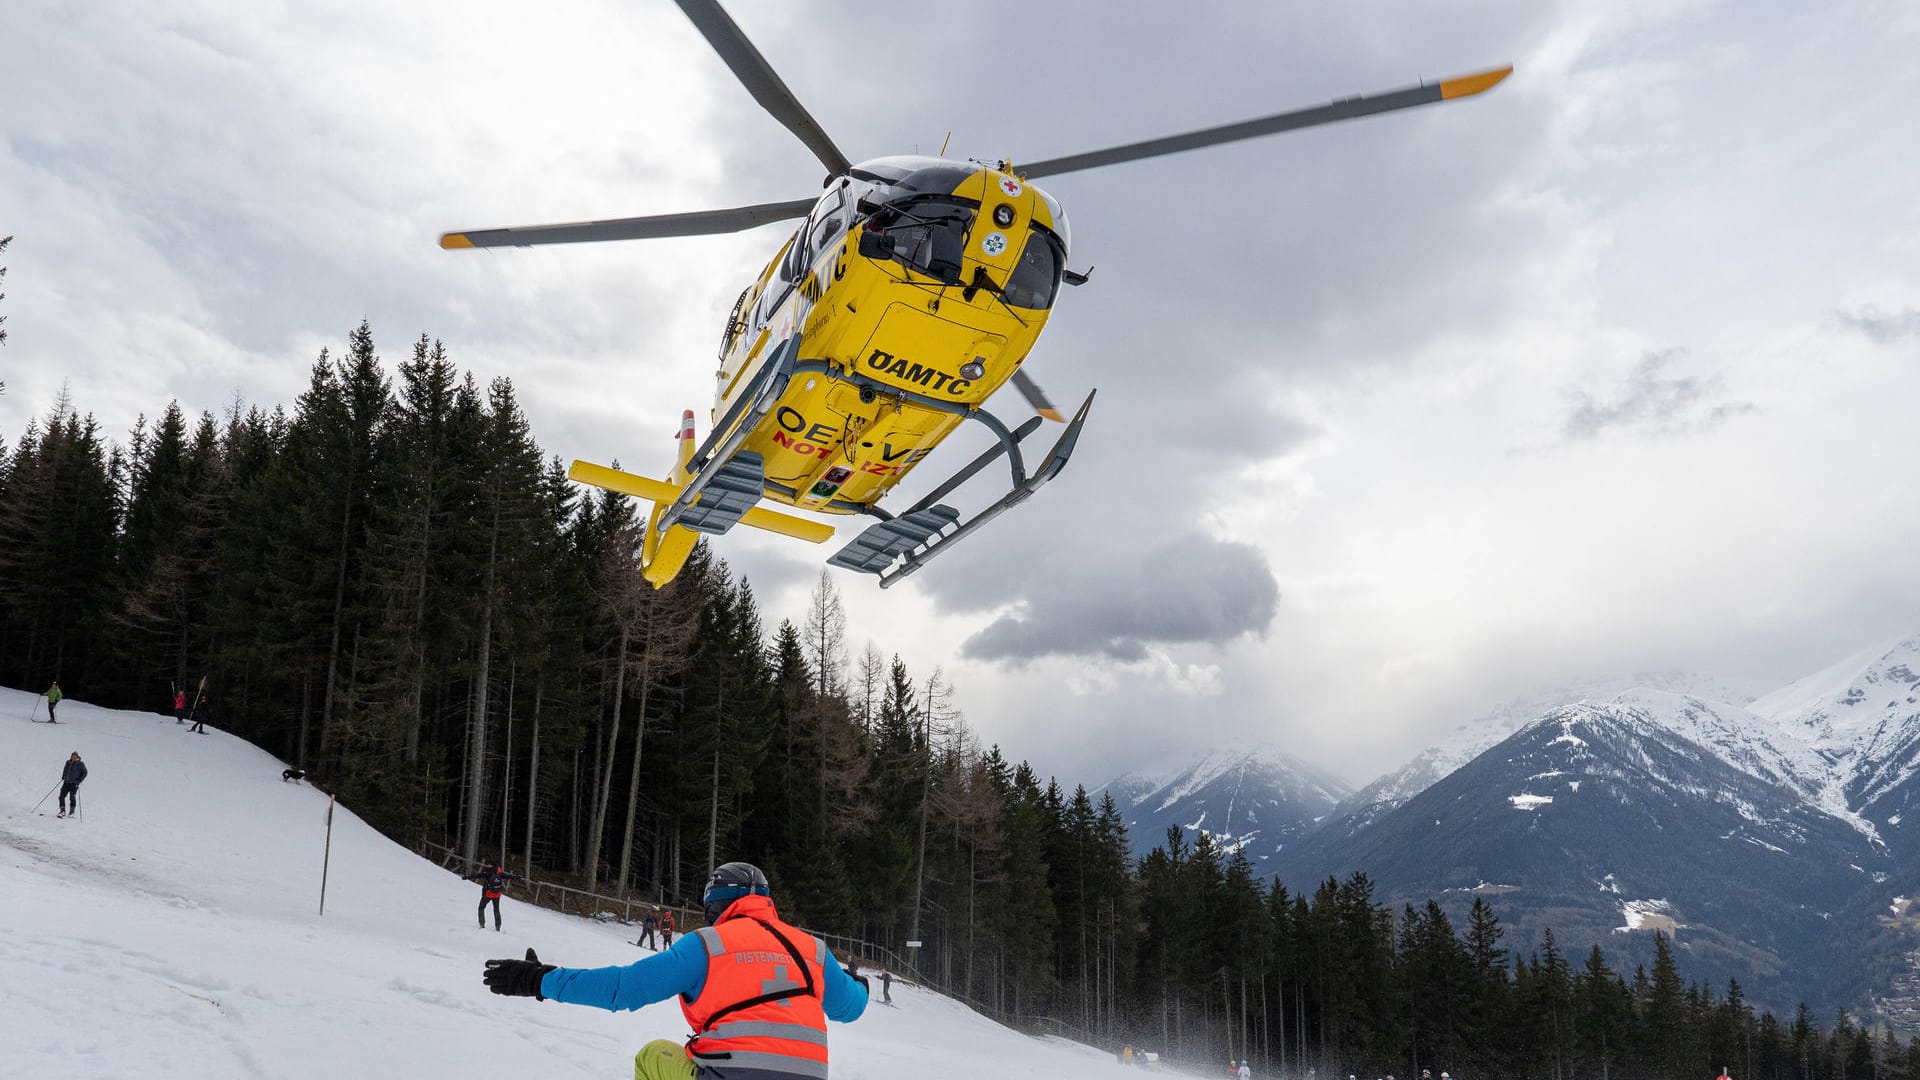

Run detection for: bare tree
[[614, 558, 698, 898], [582, 522, 648, 889], [802, 569, 847, 701], [854, 641, 884, 735], [1, 233, 12, 353]]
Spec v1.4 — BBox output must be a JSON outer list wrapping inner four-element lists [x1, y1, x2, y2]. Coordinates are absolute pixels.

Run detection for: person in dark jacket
[[483, 861, 868, 1080], [635, 909, 660, 950], [187, 692, 209, 734], [878, 969, 892, 1004], [473, 863, 515, 930], [57, 752, 87, 817]]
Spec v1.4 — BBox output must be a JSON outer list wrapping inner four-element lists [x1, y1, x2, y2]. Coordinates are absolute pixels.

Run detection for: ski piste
[[0, 686, 1111, 1078]]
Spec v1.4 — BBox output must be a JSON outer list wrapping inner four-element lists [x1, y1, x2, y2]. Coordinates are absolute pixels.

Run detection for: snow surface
[[1616, 898, 1681, 933], [0, 689, 1121, 1079]]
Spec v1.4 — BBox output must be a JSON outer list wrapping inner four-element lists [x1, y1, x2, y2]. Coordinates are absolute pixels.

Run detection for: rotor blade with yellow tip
[[1019, 65, 1512, 180], [1010, 370, 1065, 423], [567, 460, 835, 545], [440, 198, 816, 250]]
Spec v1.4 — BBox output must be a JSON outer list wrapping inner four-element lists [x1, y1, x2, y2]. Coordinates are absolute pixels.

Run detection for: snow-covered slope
[[0, 688, 1117, 1079], [1100, 745, 1349, 867]]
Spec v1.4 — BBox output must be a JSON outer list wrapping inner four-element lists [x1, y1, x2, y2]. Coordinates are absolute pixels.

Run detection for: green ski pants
[[634, 1039, 697, 1080]]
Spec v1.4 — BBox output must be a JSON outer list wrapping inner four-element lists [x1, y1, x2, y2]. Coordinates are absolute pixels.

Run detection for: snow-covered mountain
[[1316, 672, 1770, 846], [1099, 745, 1350, 868], [1275, 638, 1920, 1018], [1752, 636, 1920, 844]]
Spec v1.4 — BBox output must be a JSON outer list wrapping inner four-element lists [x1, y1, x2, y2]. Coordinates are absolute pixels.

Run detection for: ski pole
[[30, 782, 59, 814]]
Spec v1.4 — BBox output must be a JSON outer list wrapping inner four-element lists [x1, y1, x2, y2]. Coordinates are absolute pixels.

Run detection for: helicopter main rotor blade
[[1018, 66, 1511, 180], [671, 0, 853, 178], [440, 198, 815, 249], [1010, 370, 1065, 423]]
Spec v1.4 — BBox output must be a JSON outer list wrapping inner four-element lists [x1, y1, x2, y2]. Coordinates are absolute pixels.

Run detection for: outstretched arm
[[539, 932, 708, 1012], [820, 948, 869, 1023]]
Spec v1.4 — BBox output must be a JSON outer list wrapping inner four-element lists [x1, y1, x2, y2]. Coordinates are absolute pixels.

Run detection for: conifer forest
[[3, 324, 1910, 1079]]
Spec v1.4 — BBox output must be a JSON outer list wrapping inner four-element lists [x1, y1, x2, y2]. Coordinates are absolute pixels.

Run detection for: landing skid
[[788, 359, 1095, 587], [617, 343, 1094, 587]]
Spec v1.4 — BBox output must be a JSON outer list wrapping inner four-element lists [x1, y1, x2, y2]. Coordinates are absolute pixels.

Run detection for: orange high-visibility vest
[[681, 895, 831, 1078]]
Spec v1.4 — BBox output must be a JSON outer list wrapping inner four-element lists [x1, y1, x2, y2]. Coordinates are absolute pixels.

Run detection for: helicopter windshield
[[1002, 228, 1065, 310], [871, 197, 974, 285]]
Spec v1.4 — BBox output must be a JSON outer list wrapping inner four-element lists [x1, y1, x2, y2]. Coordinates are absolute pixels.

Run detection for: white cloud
[[5, 0, 1918, 791]]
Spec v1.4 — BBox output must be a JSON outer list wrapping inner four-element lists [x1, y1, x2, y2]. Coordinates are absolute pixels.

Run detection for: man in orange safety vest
[[483, 861, 869, 1079]]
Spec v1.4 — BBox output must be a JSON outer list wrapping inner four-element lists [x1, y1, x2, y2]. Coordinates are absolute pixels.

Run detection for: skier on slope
[[483, 861, 869, 1080], [635, 908, 660, 950], [659, 906, 675, 948], [472, 863, 515, 930], [173, 687, 187, 725], [1239, 1061, 1252, 1080], [45, 681, 63, 723], [57, 752, 87, 818], [187, 691, 209, 734]]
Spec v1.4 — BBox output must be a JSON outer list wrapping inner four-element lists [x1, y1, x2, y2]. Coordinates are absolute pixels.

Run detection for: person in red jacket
[[660, 906, 676, 948], [173, 688, 188, 724], [471, 863, 514, 930], [484, 861, 868, 1080]]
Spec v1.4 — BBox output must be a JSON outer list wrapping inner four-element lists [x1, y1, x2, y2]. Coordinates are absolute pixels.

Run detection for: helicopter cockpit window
[[1002, 228, 1065, 310], [759, 229, 801, 324], [807, 191, 845, 261], [784, 186, 846, 284], [870, 197, 973, 285]]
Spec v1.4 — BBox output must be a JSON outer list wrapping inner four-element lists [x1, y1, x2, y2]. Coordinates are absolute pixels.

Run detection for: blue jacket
[[541, 925, 868, 1023]]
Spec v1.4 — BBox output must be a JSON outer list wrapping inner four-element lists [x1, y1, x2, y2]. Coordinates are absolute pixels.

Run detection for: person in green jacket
[[45, 681, 63, 723]]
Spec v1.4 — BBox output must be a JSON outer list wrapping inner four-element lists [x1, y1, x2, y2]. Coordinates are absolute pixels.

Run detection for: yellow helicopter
[[442, 0, 1510, 588]]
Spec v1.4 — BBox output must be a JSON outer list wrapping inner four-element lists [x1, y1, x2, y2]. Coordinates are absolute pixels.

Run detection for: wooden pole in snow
[[320, 794, 336, 915]]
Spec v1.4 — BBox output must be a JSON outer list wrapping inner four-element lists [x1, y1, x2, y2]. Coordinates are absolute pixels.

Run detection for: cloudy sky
[[5, 0, 1917, 788]]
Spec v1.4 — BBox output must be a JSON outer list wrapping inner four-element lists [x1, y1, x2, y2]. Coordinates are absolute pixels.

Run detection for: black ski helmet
[[702, 861, 770, 923]]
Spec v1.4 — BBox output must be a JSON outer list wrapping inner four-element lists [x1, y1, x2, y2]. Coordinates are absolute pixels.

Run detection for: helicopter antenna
[[939, 131, 952, 156]]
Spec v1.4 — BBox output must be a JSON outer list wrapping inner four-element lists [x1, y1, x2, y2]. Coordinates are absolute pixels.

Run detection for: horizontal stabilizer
[[568, 460, 835, 545]]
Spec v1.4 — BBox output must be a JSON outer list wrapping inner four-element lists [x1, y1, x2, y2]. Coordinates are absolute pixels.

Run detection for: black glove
[[484, 948, 555, 1000], [844, 966, 869, 994]]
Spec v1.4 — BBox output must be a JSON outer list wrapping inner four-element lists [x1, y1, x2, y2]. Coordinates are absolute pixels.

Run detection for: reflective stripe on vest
[[707, 1021, 829, 1047], [699, 1049, 829, 1079], [679, 896, 829, 1069]]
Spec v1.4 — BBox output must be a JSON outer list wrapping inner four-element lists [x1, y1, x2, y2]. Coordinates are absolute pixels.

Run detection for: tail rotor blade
[[441, 198, 815, 250], [1010, 370, 1065, 423], [671, 0, 852, 178], [1019, 65, 1511, 180]]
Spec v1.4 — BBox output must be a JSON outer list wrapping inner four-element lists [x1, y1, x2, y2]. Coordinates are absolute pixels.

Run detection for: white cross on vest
[[760, 964, 801, 1006]]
